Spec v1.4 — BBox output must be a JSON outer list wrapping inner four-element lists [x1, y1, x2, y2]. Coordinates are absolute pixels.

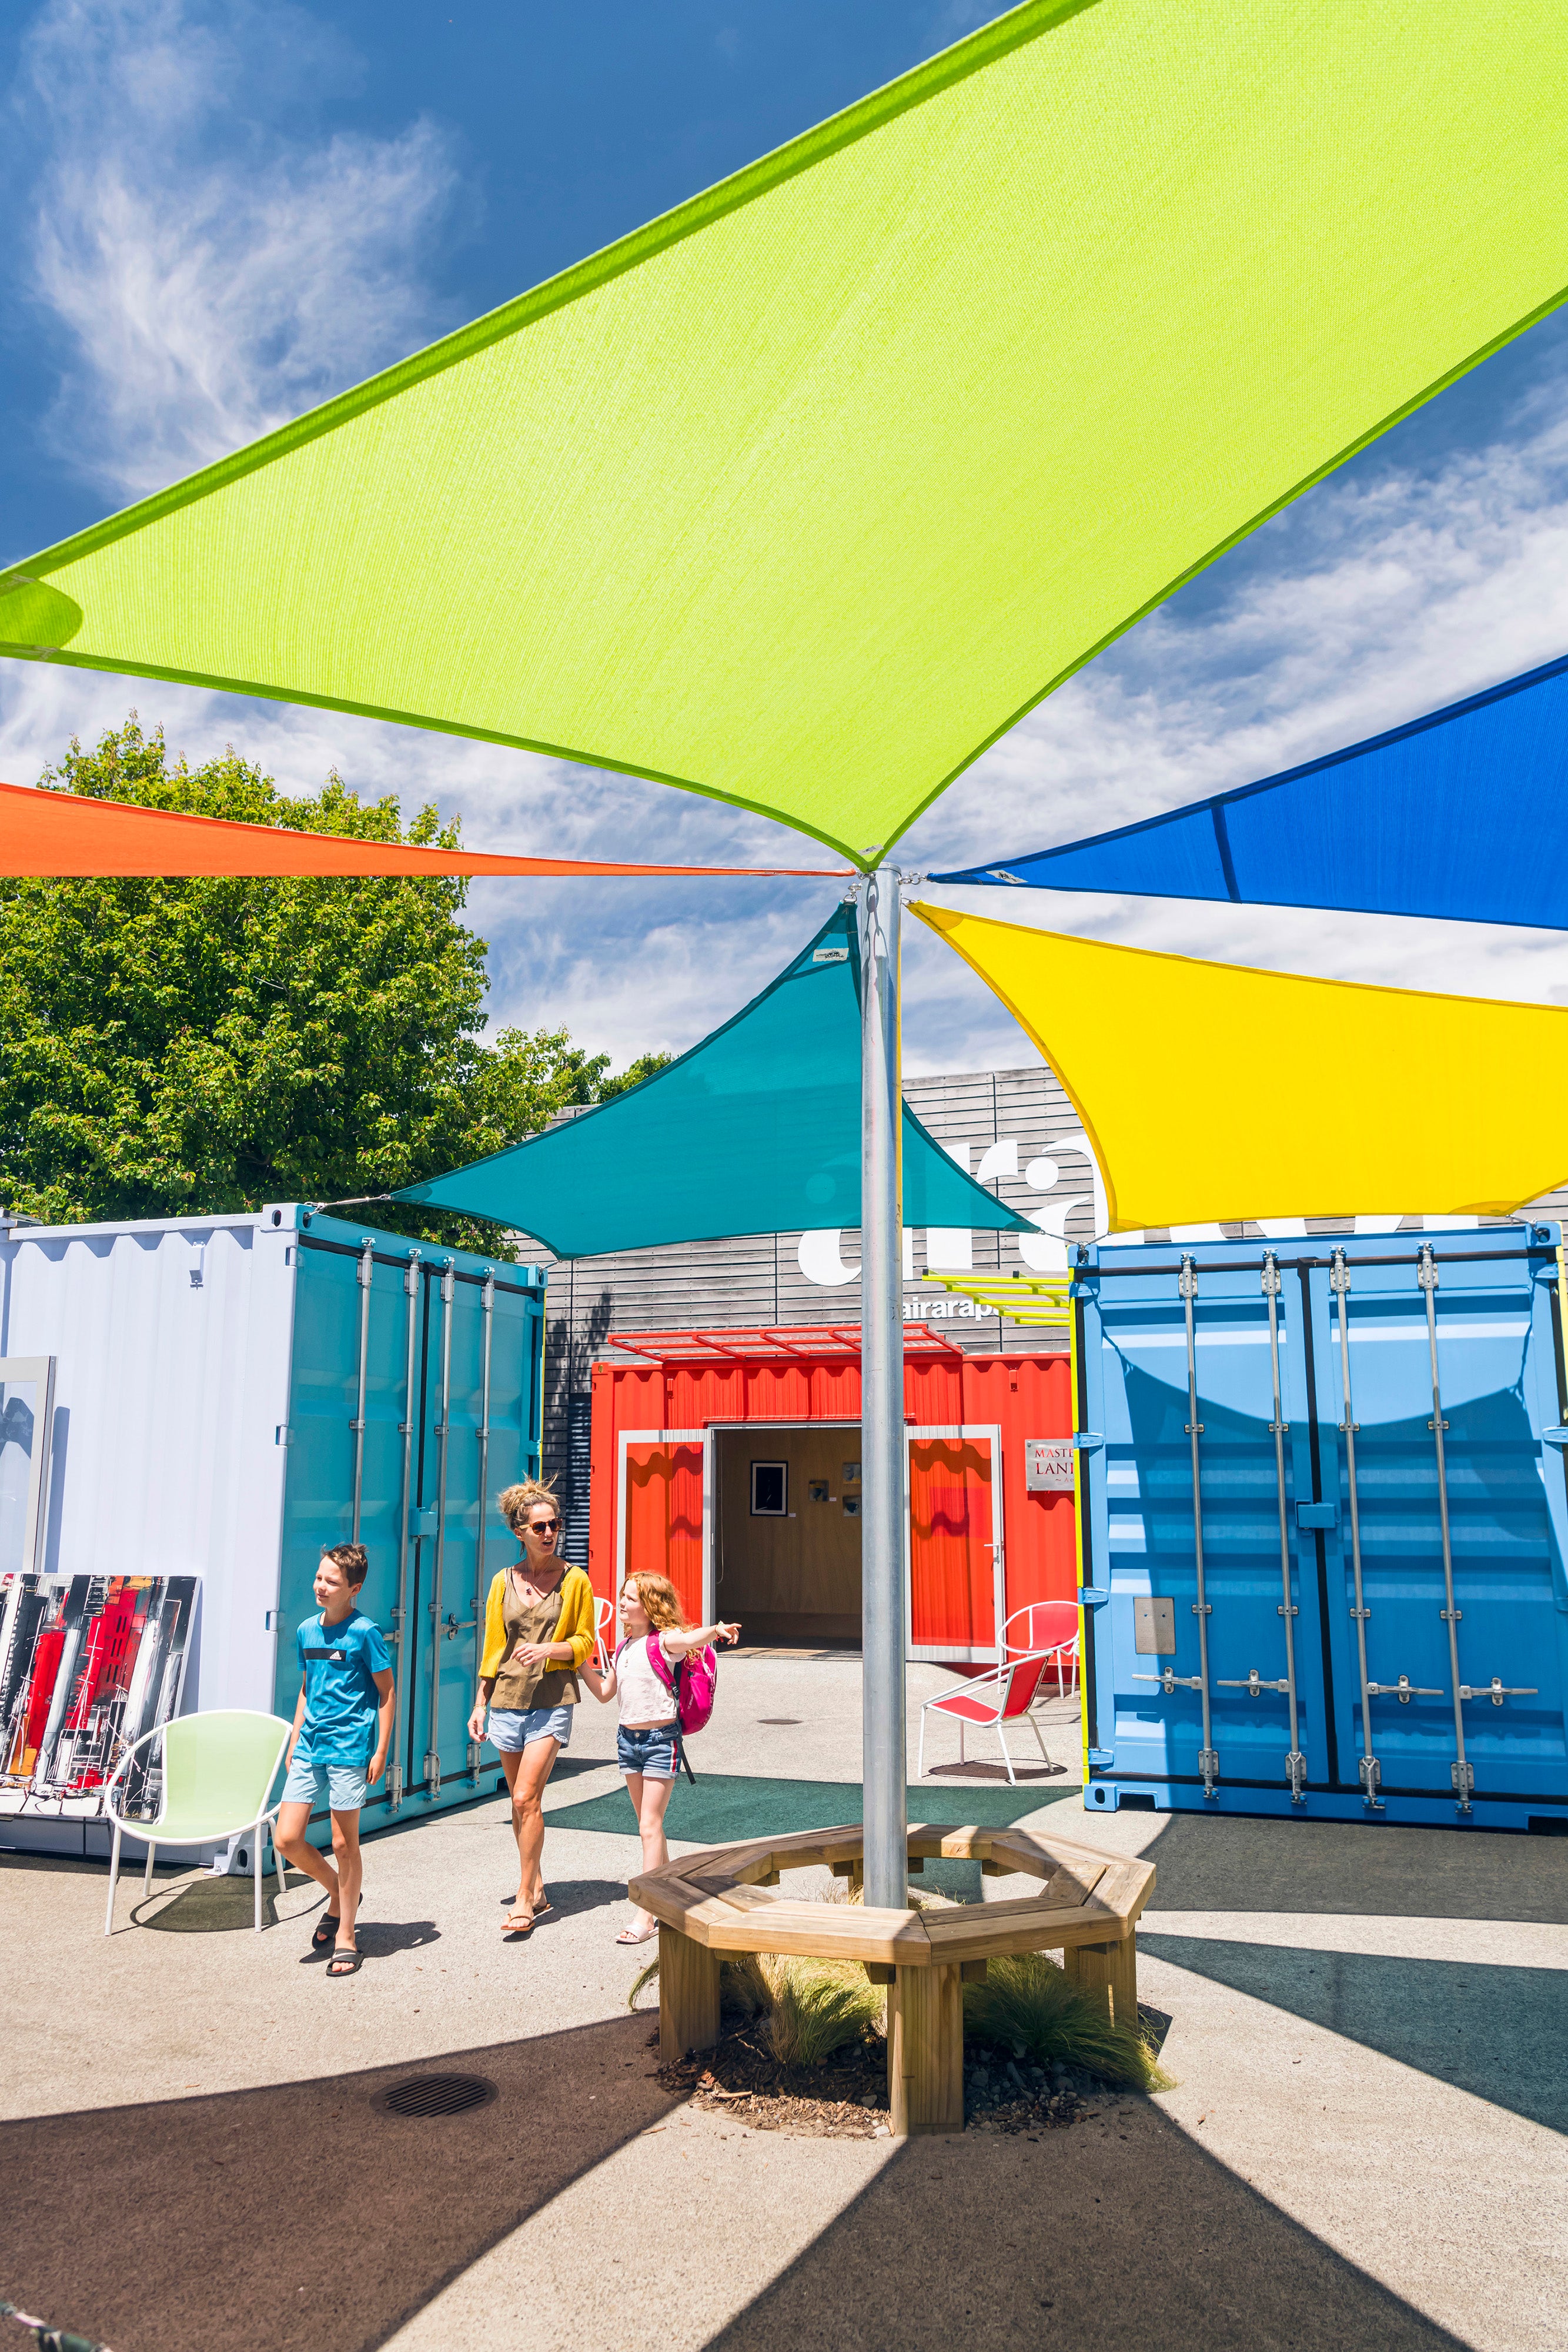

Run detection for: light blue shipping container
[[1074, 1224, 1568, 1831], [1, 1202, 544, 1857]]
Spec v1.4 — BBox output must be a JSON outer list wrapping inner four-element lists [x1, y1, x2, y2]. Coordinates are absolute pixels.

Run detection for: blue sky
[[5, 0, 1568, 1076]]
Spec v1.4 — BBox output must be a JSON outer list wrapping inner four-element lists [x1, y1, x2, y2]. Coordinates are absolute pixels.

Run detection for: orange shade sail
[[0, 781, 848, 880]]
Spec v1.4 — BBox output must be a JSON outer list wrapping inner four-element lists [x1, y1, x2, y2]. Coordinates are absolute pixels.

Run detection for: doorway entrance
[[714, 1424, 862, 1646]]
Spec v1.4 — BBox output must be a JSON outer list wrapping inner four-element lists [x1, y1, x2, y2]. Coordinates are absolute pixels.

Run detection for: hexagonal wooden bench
[[629, 1820, 1155, 2136]]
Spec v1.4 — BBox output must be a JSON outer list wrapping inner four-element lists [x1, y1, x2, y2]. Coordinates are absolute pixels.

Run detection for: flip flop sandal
[[312, 1914, 340, 1952], [503, 1910, 535, 1937], [616, 1924, 658, 1945], [326, 1947, 362, 1976], [502, 1895, 551, 1920]]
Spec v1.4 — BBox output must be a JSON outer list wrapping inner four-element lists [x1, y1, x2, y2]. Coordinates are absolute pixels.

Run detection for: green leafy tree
[[0, 718, 668, 1254]]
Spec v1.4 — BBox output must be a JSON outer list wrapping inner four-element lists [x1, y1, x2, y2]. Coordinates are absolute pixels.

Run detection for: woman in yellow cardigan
[[467, 1478, 597, 1937]]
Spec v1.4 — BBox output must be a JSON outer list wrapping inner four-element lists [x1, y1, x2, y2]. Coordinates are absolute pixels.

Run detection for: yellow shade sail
[[915, 904, 1568, 1227]]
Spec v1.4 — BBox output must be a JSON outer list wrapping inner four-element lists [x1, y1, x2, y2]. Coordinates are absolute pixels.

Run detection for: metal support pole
[[424, 1259, 455, 1797], [1419, 1245, 1473, 1813], [350, 1236, 375, 1542], [390, 1249, 422, 1812], [1179, 1255, 1218, 1796], [861, 864, 907, 1910]]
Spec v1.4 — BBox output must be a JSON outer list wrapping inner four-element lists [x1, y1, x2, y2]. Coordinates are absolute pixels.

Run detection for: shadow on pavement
[[708, 2102, 1469, 2352], [1137, 1811, 1568, 1922], [0, 2013, 680, 2352], [1143, 1934, 1568, 2134]]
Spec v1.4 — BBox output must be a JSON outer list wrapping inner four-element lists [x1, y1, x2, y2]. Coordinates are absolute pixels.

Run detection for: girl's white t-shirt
[[617, 1633, 678, 1726]]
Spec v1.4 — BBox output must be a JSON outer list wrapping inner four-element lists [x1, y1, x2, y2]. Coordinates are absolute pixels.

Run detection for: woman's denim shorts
[[489, 1703, 573, 1753], [617, 1720, 680, 1779]]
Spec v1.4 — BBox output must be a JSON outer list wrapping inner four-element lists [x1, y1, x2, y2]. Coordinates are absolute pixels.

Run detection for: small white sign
[[812, 945, 849, 963], [1025, 1439, 1075, 1492]]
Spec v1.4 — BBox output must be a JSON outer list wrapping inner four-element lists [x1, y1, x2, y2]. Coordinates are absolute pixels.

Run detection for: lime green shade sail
[[916, 902, 1568, 1229], [398, 901, 1029, 1257], [6, 3, 1568, 861]]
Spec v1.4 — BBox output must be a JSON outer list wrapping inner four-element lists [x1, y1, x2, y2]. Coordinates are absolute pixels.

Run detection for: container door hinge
[[1086, 1748, 1115, 1769], [1077, 1586, 1111, 1609], [1072, 1432, 1104, 1453]]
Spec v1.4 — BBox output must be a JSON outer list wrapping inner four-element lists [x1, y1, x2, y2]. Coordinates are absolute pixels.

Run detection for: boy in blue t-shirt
[[275, 1543, 394, 1976]]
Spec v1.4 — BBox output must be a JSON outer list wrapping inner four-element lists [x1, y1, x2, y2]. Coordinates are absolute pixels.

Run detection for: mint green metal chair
[[103, 1709, 293, 1935]]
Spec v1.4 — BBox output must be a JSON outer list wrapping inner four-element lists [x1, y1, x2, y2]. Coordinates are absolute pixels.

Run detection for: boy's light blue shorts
[[489, 1703, 573, 1753], [280, 1751, 370, 1811]]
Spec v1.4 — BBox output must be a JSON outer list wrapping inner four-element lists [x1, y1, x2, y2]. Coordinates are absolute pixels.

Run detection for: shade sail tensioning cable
[[5, 1, 1567, 863]]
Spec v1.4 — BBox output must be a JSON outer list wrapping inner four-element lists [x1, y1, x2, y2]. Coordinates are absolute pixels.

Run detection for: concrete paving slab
[[2, 1658, 1563, 2352]]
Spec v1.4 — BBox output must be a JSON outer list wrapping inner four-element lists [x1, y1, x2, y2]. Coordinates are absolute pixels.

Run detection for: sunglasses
[[528, 1518, 561, 1534]]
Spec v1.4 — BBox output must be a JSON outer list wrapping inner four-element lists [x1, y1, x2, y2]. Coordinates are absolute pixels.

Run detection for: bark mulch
[[651, 2017, 1165, 2139]]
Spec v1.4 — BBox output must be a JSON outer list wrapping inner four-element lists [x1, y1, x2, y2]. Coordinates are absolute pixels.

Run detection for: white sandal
[[616, 1922, 658, 1945]]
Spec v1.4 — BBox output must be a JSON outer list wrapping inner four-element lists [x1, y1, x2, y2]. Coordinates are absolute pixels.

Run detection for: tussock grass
[[763, 1955, 882, 2067], [627, 1945, 882, 2067], [963, 1951, 1173, 2091]]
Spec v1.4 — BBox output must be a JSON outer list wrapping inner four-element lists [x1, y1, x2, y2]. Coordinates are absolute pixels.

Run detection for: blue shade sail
[[397, 903, 1029, 1258], [934, 653, 1568, 926]]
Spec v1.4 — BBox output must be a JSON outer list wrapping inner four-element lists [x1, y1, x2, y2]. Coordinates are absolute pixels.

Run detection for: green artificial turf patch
[[546, 1772, 1079, 1843]]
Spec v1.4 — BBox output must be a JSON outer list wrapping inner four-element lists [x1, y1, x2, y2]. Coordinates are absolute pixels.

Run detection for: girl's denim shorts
[[617, 1720, 680, 1779], [489, 1703, 573, 1753]]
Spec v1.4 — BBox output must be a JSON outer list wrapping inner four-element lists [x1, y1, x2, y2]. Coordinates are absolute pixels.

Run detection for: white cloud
[[20, 0, 459, 497]]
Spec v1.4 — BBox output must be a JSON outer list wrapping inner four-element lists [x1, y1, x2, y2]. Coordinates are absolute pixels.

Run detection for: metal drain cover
[[377, 2072, 498, 2119]]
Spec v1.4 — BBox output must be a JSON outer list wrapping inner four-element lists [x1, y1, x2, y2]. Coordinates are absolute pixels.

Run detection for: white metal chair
[[917, 1653, 1052, 1788], [1002, 1599, 1079, 1696], [594, 1594, 616, 1671], [103, 1708, 293, 1935]]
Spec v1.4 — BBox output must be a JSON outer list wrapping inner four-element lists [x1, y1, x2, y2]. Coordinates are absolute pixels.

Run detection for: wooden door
[[905, 1427, 1004, 1663]]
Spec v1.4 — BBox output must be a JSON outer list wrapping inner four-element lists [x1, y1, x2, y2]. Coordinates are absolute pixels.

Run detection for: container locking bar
[[1332, 1248, 1382, 1809], [1134, 1669, 1204, 1695], [470, 1269, 496, 1774], [1179, 1254, 1218, 1796], [423, 1259, 456, 1798], [1419, 1244, 1475, 1812], [390, 1248, 422, 1812], [1366, 1675, 1444, 1702], [1218, 1669, 1292, 1698], [350, 1235, 375, 1542], [1459, 1678, 1539, 1705], [1262, 1251, 1306, 1800]]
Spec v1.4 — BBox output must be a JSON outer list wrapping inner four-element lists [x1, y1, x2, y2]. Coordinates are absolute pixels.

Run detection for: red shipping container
[[587, 1324, 1075, 1666]]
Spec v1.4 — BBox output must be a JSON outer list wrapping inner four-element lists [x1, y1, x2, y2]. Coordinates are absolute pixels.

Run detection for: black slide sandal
[[312, 1914, 340, 1952], [327, 1947, 362, 1976]]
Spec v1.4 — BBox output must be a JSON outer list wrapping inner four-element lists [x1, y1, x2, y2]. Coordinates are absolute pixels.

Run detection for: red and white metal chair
[[1002, 1599, 1079, 1697], [916, 1653, 1052, 1788]]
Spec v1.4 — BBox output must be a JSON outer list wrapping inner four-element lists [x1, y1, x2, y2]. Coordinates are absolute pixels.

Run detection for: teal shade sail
[[397, 903, 1029, 1257]]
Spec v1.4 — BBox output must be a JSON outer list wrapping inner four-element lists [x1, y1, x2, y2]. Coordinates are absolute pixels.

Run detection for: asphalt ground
[[1, 1654, 1563, 2352]]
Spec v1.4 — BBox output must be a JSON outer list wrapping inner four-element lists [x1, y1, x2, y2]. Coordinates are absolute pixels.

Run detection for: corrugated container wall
[[1075, 1224, 1568, 1832], [0, 1205, 543, 1856]]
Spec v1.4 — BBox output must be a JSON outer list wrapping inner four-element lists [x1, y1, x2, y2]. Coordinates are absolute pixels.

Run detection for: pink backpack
[[644, 1634, 718, 1736]]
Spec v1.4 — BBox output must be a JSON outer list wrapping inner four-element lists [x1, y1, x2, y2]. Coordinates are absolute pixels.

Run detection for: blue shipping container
[[1075, 1224, 1568, 1829]]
